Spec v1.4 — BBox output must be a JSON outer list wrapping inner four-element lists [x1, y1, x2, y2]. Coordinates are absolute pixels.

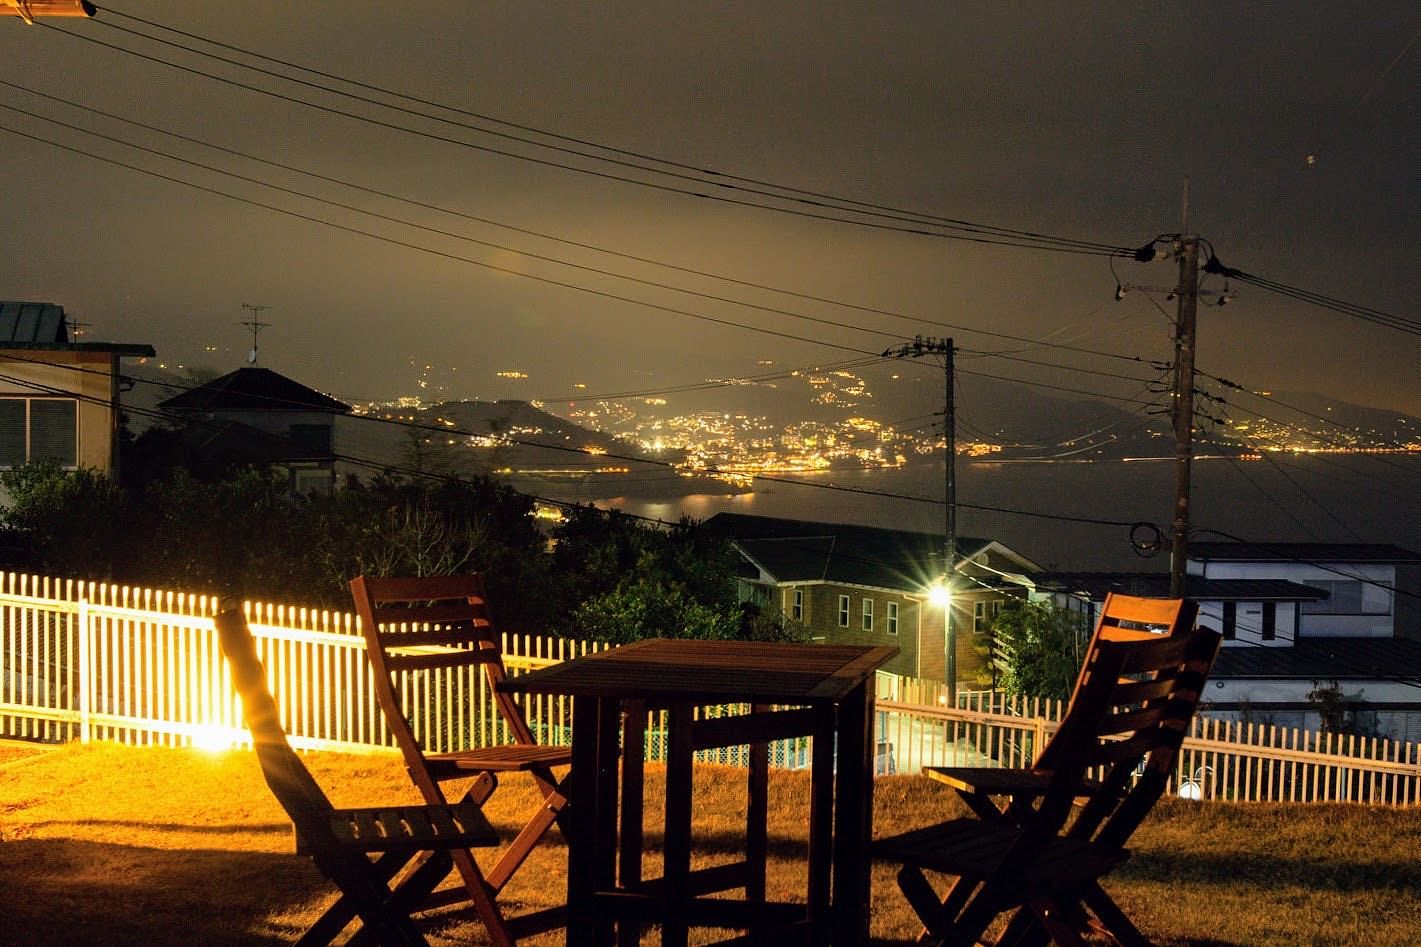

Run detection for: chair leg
[[484, 786, 567, 892], [303, 850, 418, 946], [1079, 881, 1154, 947], [1030, 898, 1091, 947], [448, 846, 517, 947], [308, 858, 430, 947]]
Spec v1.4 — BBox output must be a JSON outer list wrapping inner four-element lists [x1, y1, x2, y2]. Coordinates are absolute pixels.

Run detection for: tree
[[0, 463, 129, 577], [989, 599, 1090, 701], [1306, 680, 1383, 738]]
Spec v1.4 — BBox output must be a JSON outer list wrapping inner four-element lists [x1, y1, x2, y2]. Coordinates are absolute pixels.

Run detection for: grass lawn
[[1, 740, 1418, 945]]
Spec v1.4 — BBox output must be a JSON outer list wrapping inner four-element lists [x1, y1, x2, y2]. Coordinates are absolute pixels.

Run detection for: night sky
[[1, 3, 1417, 414]]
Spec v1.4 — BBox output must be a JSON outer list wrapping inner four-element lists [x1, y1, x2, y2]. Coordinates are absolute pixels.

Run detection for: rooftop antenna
[[239, 303, 272, 365], [67, 318, 92, 342]]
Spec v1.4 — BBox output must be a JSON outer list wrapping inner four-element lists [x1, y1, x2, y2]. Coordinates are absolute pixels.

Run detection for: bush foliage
[[0, 462, 792, 643]]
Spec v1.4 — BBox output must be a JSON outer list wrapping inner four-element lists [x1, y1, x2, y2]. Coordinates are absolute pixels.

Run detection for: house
[[1188, 542, 1421, 741], [703, 512, 1041, 687], [1025, 545, 1421, 740], [158, 366, 350, 493], [0, 300, 154, 478]]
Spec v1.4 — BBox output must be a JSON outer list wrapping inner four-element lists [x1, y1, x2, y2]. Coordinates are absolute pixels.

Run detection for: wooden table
[[499, 638, 897, 947]]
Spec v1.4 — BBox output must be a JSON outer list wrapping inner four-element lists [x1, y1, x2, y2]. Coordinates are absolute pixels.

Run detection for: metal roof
[[1189, 542, 1421, 564], [1213, 636, 1421, 680], [0, 301, 67, 343], [707, 512, 995, 593], [1031, 572, 1329, 602], [159, 367, 350, 413]]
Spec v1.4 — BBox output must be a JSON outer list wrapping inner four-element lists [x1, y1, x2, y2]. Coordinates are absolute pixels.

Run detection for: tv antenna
[[67, 318, 93, 342], [239, 303, 272, 364]]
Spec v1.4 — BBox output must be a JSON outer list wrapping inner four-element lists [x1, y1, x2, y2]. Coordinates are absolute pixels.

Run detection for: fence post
[[77, 595, 92, 744]]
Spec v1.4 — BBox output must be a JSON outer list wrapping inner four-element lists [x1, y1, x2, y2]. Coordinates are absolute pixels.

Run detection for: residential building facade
[[704, 512, 1040, 687], [0, 300, 154, 479]]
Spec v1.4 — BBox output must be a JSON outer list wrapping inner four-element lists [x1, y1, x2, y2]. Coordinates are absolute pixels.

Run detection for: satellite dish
[[247, 349, 258, 364]]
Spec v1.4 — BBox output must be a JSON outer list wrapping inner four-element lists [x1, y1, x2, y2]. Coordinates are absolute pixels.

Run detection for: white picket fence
[[2, 572, 1418, 805]]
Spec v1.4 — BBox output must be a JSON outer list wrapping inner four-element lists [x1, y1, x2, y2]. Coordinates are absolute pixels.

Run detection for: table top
[[499, 638, 898, 704]]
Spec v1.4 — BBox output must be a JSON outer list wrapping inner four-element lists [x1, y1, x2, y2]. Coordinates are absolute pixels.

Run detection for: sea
[[574, 454, 1421, 572]]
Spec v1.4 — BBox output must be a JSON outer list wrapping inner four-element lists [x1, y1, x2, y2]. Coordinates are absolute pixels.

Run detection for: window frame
[[837, 594, 850, 627], [886, 601, 899, 635], [861, 597, 874, 632], [0, 396, 79, 469], [791, 588, 804, 622]]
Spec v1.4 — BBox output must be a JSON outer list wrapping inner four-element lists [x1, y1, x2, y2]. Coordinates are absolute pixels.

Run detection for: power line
[[0, 75, 1167, 371], [79, 6, 1131, 257], [41, 17, 1129, 257]]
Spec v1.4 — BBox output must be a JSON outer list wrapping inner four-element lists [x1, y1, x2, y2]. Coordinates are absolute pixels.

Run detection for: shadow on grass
[[22, 818, 294, 837], [0, 837, 330, 946], [1122, 849, 1421, 894]]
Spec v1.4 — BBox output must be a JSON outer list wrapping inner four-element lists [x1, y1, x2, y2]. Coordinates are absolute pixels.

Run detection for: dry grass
[[1, 739, 1418, 945]]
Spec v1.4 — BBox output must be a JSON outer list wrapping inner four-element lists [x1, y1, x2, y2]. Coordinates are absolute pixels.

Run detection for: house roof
[[0, 300, 154, 356], [1213, 636, 1421, 681], [159, 367, 350, 413], [705, 512, 997, 594], [1031, 572, 1329, 602], [1189, 542, 1421, 564], [0, 301, 66, 343]]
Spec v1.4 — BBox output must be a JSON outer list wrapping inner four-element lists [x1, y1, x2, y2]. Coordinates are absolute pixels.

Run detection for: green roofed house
[[0, 301, 154, 477], [703, 512, 1041, 688], [158, 366, 350, 494]]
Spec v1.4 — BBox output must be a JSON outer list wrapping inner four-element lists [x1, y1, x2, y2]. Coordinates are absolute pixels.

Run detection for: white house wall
[[1193, 560, 1397, 637]]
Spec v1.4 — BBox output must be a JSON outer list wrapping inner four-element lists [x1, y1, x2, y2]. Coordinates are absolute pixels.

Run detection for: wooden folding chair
[[350, 574, 572, 946], [213, 602, 501, 947], [875, 595, 1220, 947]]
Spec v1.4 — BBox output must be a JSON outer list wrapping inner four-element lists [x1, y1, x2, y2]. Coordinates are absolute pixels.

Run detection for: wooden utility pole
[[1170, 182, 1200, 597], [883, 336, 957, 702]]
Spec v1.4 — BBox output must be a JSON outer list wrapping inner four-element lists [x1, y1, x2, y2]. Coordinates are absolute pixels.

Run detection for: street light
[[2, 1, 95, 22]]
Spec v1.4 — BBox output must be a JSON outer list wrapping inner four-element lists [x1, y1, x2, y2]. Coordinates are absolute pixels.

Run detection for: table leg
[[618, 699, 646, 947], [662, 702, 694, 947], [593, 696, 621, 946], [567, 694, 599, 947], [831, 680, 875, 946], [745, 702, 769, 904], [806, 702, 836, 934]]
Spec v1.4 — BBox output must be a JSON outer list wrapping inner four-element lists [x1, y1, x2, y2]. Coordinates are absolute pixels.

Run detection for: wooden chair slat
[[371, 603, 490, 626], [357, 574, 486, 602], [385, 649, 499, 674], [377, 626, 496, 648]]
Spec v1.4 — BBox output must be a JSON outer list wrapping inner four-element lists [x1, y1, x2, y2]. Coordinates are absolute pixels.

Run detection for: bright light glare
[[191, 725, 243, 754], [928, 582, 951, 608]]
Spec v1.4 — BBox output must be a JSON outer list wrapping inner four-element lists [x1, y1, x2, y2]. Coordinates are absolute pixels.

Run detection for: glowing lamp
[[928, 581, 951, 609]]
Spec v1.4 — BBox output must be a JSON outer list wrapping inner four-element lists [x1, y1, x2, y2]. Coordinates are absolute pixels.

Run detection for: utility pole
[[239, 303, 272, 365], [883, 336, 957, 703], [1170, 181, 1200, 597]]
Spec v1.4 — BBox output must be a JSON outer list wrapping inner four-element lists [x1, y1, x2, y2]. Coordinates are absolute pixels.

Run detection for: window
[[973, 599, 1003, 635], [1222, 601, 1237, 640], [0, 397, 77, 468], [886, 601, 899, 635], [861, 598, 874, 631], [791, 588, 804, 621], [1300, 579, 1392, 616], [837, 595, 850, 627], [1262, 601, 1277, 641]]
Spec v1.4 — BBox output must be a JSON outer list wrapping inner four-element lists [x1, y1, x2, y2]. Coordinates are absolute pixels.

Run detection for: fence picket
[[1, 570, 1419, 803]]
